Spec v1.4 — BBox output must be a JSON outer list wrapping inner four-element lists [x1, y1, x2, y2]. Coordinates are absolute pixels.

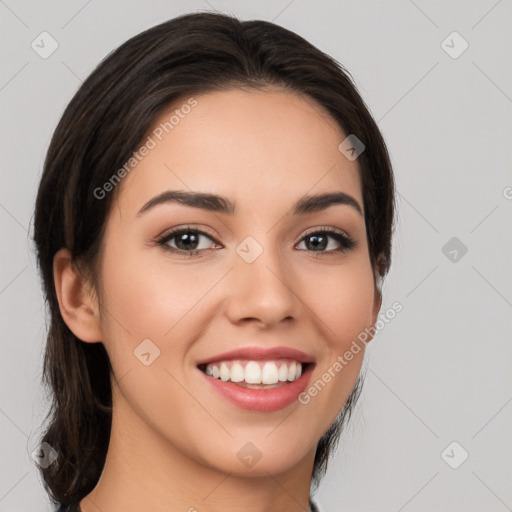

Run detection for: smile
[[196, 346, 315, 412], [199, 359, 306, 386]]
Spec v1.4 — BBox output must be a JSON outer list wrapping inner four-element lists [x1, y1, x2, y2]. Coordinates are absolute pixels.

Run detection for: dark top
[[58, 499, 321, 511]]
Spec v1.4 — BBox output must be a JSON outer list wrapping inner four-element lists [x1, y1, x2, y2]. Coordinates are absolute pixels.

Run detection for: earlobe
[[53, 248, 103, 343], [372, 288, 382, 327], [371, 259, 385, 328]]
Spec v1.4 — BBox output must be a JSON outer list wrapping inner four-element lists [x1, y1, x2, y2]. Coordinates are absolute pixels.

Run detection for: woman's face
[[95, 88, 380, 477]]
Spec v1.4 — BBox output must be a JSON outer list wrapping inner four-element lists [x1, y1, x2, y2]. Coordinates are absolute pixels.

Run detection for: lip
[[198, 363, 314, 412], [196, 346, 315, 366]]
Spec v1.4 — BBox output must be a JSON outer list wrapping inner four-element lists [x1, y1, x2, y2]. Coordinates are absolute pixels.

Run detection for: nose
[[223, 240, 300, 328]]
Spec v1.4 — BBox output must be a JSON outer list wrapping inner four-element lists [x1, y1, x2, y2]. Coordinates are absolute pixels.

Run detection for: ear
[[53, 248, 103, 343], [363, 262, 384, 346], [372, 286, 382, 327], [371, 254, 386, 327]]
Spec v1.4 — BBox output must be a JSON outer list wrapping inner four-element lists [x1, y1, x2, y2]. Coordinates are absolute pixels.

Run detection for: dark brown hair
[[33, 11, 395, 506]]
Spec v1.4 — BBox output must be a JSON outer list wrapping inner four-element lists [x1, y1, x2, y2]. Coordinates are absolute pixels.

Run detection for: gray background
[[1, 1, 511, 511]]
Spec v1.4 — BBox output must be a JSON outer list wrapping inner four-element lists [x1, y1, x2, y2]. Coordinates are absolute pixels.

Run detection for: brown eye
[[156, 228, 220, 256], [170, 231, 201, 251], [297, 228, 356, 254]]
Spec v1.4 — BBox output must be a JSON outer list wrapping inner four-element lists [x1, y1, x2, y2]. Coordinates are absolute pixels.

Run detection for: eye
[[155, 225, 356, 258], [156, 227, 220, 257], [296, 227, 356, 254]]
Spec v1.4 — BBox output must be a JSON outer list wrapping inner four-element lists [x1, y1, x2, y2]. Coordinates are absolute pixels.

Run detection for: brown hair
[[33, 11, 395, 506]]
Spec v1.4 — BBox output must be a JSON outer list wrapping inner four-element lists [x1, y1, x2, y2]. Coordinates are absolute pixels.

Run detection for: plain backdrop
[[1, 1, 511, 511]]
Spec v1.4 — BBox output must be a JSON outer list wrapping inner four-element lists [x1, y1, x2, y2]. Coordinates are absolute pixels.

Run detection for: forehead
[[116, 88, 363, 216]]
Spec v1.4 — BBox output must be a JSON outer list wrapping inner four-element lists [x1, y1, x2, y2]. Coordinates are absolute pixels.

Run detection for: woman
[[33, 11, 395, 512]]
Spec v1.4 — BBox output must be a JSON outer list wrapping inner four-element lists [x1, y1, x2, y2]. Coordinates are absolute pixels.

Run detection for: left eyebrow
[[293, 191, 363, 216], [137, 190, 363, 217]]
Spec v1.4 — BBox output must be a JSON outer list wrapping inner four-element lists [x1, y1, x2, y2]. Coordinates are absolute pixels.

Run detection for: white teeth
[[203, 359, 305, 385], [261, 362, 279, 384], [287, 361, 297, 381], [230, 363, 245, 382], [245, 361, 262, 384], [278, 364, 289, 382], [219, 362, 230, 381]]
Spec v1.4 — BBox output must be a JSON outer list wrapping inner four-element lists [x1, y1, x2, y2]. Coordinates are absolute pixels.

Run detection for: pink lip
[[196, 346, 315, 366], [198, 364, 314, 412]]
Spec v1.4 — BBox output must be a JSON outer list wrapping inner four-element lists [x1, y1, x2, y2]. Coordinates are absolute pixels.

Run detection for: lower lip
[[199, 365, 314, 412]]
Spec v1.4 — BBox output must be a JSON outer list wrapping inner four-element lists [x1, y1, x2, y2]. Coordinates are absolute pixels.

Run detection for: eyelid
[[296, 225, 356, 252], [156, 224, 221, 243], [298, 225, 351, 240]]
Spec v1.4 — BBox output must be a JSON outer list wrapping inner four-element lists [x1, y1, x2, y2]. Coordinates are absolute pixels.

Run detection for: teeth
[[287, 361, 297, 381], [261, 362, 279, 384], [245, 361, 261, 384], [278, 364, 289, 382], [203, 359, 305, 385], [219, 362, 230, 381], [230, 363, 245, 383]]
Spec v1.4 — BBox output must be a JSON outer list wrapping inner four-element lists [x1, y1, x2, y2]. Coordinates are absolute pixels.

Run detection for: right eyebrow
[[138, 190, 235, 216]]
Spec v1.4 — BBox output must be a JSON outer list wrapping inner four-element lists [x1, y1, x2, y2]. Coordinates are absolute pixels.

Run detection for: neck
[[80, 382, 316, 512]]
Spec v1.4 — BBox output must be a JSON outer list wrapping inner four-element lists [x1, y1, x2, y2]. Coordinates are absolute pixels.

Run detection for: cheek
[[97, 239, 227, 375], [300, 258, 377, 347], [295, 260, 375, 414], [100, 240, 214, 337]]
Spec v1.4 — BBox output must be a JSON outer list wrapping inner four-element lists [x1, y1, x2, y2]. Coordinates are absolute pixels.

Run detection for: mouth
[[195, 347, 316, 412], [197, 360, 313, 389]]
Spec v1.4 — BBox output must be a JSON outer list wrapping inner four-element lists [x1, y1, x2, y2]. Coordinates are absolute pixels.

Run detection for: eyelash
[[155, 225, 356, 258]]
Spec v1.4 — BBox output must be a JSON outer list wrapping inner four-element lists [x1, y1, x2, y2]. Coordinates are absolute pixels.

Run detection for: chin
[[193, 430, 317, 477]]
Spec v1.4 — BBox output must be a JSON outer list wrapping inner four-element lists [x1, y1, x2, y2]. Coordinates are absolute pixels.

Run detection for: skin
[[54, 88, 381, 512]]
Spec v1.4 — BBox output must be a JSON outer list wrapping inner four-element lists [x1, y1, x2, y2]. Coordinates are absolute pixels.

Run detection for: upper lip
[[196, 346, 315, 366]]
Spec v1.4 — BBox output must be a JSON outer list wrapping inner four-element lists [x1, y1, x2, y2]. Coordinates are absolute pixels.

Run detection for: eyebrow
[[137, 190, 363, 217]]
